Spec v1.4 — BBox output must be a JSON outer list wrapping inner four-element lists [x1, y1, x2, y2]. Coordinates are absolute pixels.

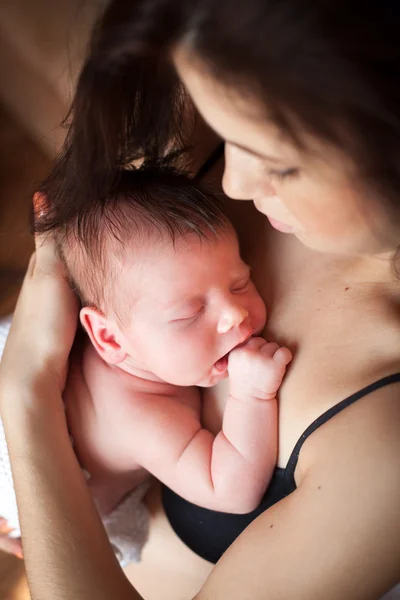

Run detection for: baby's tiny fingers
[[272, 347, 292, 366], [241, 336, 265, 350], [260, 342, 280, 357]]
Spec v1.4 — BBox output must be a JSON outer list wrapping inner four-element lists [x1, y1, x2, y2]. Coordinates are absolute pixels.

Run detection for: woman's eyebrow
[[228, 141, 285, 163]]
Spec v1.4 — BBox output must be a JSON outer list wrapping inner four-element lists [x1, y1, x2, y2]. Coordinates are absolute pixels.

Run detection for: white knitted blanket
[[0, 315, 149, 566]]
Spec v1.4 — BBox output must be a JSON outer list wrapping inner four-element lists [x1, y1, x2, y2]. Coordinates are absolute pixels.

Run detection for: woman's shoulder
[[294, 371, 400, 488], [196, 383, 400, 600]]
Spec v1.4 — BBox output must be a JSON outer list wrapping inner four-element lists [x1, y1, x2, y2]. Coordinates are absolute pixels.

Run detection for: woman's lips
[[267, 216, 295, 233]]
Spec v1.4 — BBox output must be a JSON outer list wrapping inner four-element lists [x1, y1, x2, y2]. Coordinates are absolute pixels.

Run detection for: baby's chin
[[159, 358, 229, 387], [196, 368, 229, 388], [195, 354, 230, 387]]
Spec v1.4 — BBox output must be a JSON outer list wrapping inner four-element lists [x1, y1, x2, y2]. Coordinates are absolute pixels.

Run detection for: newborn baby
[[59, 167, 291, 557]]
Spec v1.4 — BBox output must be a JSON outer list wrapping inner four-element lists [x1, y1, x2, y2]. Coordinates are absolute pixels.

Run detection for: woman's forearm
[[2, 379, 143, 600]]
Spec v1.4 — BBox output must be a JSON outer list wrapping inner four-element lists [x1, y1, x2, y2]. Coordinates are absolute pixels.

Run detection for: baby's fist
[[228, 337, 292, 401]]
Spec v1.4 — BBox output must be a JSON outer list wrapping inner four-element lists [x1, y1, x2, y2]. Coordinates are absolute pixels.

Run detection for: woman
[[1, 0, 399, 598]]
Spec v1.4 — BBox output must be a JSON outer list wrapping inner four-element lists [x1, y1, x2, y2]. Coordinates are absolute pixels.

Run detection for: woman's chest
[[203, 221, 400, 467]]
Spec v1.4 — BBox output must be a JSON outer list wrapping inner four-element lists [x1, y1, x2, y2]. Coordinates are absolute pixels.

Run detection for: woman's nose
[[222, 143, 274, 200], [222, 144, 254, 200], [217, 304, 249, 334]]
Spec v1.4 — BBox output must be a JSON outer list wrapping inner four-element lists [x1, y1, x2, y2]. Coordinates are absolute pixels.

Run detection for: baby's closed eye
[[170, 306, 205, 325], [231, 276, 251, 294]]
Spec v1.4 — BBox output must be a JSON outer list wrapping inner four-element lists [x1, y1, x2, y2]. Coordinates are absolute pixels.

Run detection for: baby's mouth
[[213, 353, 229, 373], [213, 330, 256, 374]]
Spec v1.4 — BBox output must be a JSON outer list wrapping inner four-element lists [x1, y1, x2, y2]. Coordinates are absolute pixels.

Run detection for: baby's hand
[[228, 337, 292, 401]]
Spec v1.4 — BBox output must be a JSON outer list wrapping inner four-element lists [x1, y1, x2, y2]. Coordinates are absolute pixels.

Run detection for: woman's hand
[[0, 232, 78, 401], [0, 518, 23, 559], [0, 215, 143, 599], [0, 229, 144, 600]]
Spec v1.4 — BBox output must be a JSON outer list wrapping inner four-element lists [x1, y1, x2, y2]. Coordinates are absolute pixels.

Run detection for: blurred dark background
[[0, 2, 104, 597], [0, 0, 104, 319]]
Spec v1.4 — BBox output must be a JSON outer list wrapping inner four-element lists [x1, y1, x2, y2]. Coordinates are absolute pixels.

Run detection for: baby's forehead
[[110, 227, 241, 323], [120, 225, 237, 267], [119, 228, 239, 296]]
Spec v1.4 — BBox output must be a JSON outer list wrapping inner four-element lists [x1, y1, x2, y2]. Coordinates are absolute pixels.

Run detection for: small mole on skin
[[344, 287, 349, 291], [318, 486, 322, 490], [270, 524, 274, 528]]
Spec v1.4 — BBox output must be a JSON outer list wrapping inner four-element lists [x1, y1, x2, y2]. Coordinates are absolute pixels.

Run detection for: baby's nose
[[217, 305, 249, 334]]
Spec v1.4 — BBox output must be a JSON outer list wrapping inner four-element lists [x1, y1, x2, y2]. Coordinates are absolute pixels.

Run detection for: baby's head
[[59, 168, 266, 387]]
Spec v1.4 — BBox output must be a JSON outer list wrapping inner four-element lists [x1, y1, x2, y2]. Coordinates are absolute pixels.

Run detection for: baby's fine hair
[[51, 166, 230, 315]]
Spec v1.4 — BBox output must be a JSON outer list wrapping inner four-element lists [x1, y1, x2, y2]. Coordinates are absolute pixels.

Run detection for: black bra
[[162, 373, 400, 563]]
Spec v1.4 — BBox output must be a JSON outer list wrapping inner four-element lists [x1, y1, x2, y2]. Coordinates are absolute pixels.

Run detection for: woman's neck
[[328, 250, 398, 287]]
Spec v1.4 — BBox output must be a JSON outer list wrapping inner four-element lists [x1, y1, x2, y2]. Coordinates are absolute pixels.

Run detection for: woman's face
[[174, 50, 397, 256]]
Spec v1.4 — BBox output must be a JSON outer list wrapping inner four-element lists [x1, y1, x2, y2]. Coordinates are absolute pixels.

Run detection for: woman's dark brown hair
[[37, 0, 400, 234]]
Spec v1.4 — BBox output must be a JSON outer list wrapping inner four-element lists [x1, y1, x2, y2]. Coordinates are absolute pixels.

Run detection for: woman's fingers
[[32, 193, 64, 276], [0, 197, 79, 397], [33, 233, 66, 279]]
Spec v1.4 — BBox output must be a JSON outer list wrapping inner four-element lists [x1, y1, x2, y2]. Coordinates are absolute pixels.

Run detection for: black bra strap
[[195, 143, 224, 181], [284, 373, 400, 489]]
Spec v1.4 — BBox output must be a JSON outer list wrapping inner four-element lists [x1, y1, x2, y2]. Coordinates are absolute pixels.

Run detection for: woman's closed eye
[[266, 167, 300, 182]]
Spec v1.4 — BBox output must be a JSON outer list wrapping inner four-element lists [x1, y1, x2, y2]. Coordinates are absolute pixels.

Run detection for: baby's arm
[[210, 337, 291, 511], [124, 338, 290, 513], [67, 338, 290, 514]]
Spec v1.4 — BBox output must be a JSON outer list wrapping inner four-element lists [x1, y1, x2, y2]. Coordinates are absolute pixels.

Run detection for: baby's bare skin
[[65, 335, 290, 516], [64, 230, 290, 517]]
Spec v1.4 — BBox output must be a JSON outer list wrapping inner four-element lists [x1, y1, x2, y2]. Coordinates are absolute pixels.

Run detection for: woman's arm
[[0, 238, 143, 600], [2, 237, 399, 600], [196, 384, 400, 600], [4, 382, 143, 600]]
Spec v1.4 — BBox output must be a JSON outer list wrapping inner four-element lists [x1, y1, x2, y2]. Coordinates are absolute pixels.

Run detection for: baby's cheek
[[181, 336, 215, 377], [166, 333, 203, 370], [250, 293, 267, 330], [151, 332, 183, 368]]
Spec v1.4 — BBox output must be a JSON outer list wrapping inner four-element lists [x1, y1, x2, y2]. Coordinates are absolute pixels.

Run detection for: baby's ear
[[80, 307, 126, 365]]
